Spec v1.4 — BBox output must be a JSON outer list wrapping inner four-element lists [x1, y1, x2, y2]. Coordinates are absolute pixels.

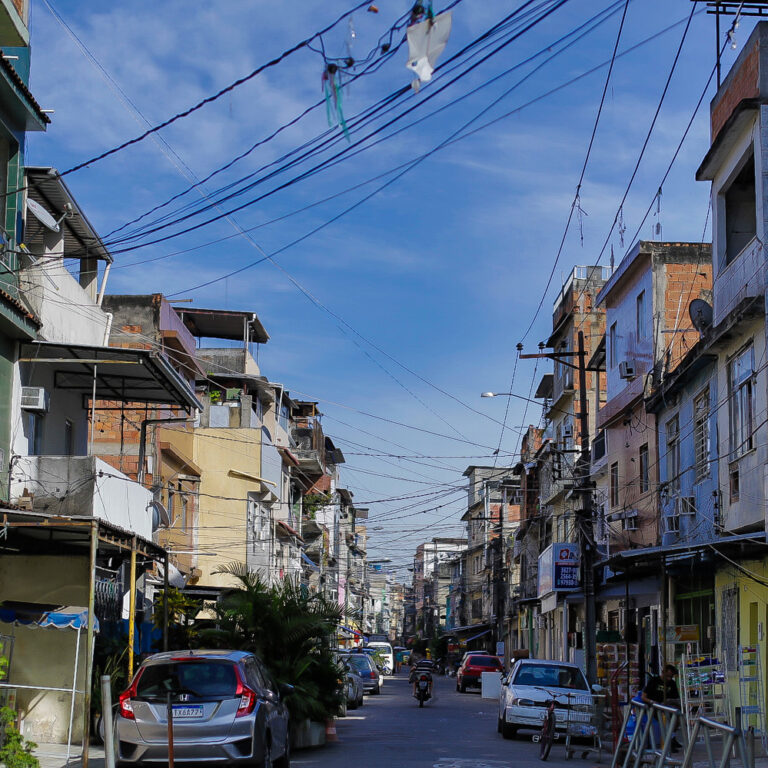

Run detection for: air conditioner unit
[[20, 386, 49, 412], [624, 517, 638, 531], [618, 360, 637, 380], [562, 424, 573, 438]]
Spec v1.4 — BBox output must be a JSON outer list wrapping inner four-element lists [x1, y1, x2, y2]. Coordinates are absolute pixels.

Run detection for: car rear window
[[136, 661, 238, 699], [468, 656, 502, 668], [342, 655, 372, 673], [513, 664, 587, 690]]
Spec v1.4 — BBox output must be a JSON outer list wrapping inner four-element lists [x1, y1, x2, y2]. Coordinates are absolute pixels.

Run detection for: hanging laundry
[[322, 64, 350, 140], [406, 10, 452, 87]]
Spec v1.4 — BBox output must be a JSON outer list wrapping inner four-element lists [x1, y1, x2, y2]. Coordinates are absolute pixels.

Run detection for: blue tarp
[[0, 602, 99, 632], [301, 552, 320, 570]]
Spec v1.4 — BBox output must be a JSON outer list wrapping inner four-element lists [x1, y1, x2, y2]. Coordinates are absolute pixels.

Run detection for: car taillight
[[118, 688, 135, 720], [370, 670, 377, 679], [234, 667, 257, 717], [419, 675, 428, 682]]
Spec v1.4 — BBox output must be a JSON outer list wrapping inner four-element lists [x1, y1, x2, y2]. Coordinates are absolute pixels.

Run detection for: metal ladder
[[737, 645, 767, 754]]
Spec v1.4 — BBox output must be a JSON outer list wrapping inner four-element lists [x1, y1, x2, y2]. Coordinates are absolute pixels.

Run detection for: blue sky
[[23, 0, 753, 574]]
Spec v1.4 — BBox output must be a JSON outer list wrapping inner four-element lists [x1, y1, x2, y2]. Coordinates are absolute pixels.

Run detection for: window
[[609, 323, 617, 368], [724, 152, 756, 267], [180, 486, 188, 531], [730, 467, 740, 503], [729, 344, 754, 457], [27, 412, 43, 456], [610, 462, 619, 508], [639, 443, 649, 494], [694, 389, 711, 482], [636, 291, 646, 339], [64, 419, 74, 456], [666, 416, 680, 492]]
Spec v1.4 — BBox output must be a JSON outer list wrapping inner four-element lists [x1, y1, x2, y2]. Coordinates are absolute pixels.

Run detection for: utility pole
[[519, 330, 597, 684], [575, 330, 597, 685]]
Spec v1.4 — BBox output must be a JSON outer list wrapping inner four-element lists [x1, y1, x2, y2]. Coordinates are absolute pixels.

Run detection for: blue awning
[[0, 602, 99, 632], [301, 552, 320, 571], [465, 628, 491, 643]]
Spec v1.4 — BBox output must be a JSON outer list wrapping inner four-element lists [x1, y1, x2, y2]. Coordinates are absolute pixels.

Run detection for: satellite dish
[[27, 198, 60, 233], [151, 500, 171, 530], [689, 299, 713, 334]]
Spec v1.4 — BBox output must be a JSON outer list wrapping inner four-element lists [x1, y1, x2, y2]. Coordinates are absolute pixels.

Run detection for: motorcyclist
[[409, 655, 433, 697]]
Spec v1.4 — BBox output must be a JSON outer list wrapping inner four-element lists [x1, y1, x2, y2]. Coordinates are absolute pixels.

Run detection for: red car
[[456, 654, 504, 693]]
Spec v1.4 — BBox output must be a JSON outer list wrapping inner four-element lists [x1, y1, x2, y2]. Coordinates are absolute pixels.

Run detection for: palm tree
[[197, 564, 344, 722]]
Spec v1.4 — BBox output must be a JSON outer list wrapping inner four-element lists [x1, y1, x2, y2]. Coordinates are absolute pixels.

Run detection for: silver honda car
[[114, 649, 290, 767]]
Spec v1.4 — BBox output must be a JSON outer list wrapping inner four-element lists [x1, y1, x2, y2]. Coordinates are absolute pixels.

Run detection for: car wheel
[[497, 714, 503, 733], [372, 684, 381, 695], [357, 694, 364, 707], [501, 711, 517, 740], [456, 680, 461, 692], [273, 735, 290, 768], [460, 680, 466, 693], [258, 734, 273, 768]]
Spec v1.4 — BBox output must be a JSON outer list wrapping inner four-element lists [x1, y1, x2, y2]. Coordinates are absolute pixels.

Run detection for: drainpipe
[[97, 262, 111, 306], [102, 312, 113, 345], [138, 417, 194, 486]]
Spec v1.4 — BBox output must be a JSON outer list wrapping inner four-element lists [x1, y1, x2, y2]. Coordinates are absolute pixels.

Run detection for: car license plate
[[419, 681, 428, 689], [172, 705, 203, 719]]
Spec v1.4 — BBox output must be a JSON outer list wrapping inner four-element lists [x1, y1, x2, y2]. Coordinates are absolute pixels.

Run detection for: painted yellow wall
[[0, 555, 90, 743], [192, 427, 262, 589], [715, 558, 768, 728]]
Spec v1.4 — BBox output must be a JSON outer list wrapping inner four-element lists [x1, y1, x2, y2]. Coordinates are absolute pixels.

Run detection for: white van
[[366, 642, 394, 675]]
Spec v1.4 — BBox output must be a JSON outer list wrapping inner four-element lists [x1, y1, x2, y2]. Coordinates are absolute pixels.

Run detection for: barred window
[[639, 443, 649, 493], [666, 415, 680, 493], [610, 462, 619, 508], [694, 389, 711, 482]]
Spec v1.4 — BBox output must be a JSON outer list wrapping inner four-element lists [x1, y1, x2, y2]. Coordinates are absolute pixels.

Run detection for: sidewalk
[[35, 743, 103, 768]]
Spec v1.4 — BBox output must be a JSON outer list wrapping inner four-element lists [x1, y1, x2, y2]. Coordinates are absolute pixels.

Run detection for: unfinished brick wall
[[712, 42, 759, 140], [663, 260, 713, 373]]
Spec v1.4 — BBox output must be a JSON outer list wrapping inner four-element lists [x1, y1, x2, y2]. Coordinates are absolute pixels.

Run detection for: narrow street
[[295, 673, 581, 768]]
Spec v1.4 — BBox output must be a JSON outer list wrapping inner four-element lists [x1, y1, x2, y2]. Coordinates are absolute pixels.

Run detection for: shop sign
[[538, 542, 581, 597], [664, 625, 700, 643]]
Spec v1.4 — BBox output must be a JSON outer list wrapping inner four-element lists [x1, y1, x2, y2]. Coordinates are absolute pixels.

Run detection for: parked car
[[114, 649, 291, 767], [335, 655, 364, 711], [340, 653, 381, 695], [497, 658, 593, 739], [459, 649, 490, 665], [365, 641, 394, 675], [456, 654, 504, 693]]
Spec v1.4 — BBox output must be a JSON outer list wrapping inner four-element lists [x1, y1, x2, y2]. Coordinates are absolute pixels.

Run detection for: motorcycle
[[414, 670, 432, 707]]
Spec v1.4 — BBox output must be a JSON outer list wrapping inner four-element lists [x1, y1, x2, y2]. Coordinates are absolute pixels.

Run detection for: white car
[[497, 658, 595, 739], [365, 642, 394, 675]]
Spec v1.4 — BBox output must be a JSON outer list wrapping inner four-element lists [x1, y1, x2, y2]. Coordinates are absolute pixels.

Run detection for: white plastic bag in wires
[[406, 10, 452, 88]]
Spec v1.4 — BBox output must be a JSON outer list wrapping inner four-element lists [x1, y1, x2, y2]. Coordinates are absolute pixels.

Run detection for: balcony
[[713, 237, 762, 327], [10, 455, 154, 540]]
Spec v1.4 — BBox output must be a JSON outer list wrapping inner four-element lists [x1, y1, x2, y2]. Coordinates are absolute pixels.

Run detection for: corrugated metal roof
[[24, 167, 112, 263]]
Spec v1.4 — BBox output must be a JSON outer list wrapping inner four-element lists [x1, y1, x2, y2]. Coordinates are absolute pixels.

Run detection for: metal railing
[[680, 716, 751, 768], [610, 700, 683, 768], [611, 699, 753, 768]]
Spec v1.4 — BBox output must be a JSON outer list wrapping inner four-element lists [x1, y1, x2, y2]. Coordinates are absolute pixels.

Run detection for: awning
[[339, 625, 363, 637], [443, 622, 490, 636], [0, 601, 99, 632], [26, 167, 113, 263], [19, 340, 201, 411], [176, 307, 269, 344], [465, 628, 492, 643], [301, 551, 320, 571]]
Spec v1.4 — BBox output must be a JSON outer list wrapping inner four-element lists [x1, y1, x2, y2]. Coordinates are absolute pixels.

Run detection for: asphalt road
[[292, 672, 601, 768]]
